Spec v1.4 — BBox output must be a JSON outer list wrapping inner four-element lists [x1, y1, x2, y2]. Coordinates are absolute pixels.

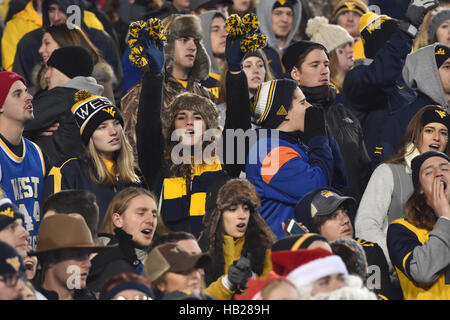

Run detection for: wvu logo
[[103, 107, 116, 117], [435, 109, 447, 119], [0, 207, 14, 218], [435, 48, 446, 55], [366, 16, 389, 34], [276, 105, 288, 116], [345, 2, 356, 11], [6, 257, 21, 272], [375, 147, 383, 155], [320, 190, 334, 198], [277, 0, 287, 5]]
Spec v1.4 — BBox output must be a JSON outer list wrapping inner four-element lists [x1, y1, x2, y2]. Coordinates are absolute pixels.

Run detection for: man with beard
[[271, 247, 378, 300]]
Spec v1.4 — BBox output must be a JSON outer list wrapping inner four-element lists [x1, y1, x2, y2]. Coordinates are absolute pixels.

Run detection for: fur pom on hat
[[163, 14, 211, 81], [92, 62, 116, 84], [166, 92, 219, 137], [306, 16, 353, 53]]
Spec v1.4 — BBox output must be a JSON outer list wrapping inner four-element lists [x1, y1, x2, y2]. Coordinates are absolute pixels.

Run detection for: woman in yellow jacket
[[198, 178, 277, 300]]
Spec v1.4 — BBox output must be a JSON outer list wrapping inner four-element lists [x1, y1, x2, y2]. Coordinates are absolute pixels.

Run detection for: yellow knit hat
[[332, 0, 369, 21]]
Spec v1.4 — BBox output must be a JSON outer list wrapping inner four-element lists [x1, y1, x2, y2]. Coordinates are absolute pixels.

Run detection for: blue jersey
[[0, 136, 45, 249]]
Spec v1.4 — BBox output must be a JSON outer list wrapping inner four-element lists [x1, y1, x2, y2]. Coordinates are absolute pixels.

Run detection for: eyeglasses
[[114, 295, 152, 300], [0, 272, 26, 288]]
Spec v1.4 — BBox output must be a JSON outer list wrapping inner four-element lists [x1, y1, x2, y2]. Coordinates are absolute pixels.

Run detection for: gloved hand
[[303, 106, 327, 142], [227, 256, 252, 291], [226, 34, 245, 72], [142, 36, 165, 75], [399, 0, 439, 37]]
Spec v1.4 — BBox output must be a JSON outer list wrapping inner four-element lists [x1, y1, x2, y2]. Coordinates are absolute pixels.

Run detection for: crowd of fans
[[0, 0, 449, 301]]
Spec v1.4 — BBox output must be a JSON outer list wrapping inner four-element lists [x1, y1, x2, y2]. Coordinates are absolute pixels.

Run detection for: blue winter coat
[[245, 130, 339, 239]]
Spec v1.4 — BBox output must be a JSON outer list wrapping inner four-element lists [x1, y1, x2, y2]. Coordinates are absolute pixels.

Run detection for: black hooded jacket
[[301, 84, 372, 218]]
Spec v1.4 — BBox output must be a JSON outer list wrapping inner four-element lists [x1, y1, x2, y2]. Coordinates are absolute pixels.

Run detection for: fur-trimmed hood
[[163, 14, 211, 81]]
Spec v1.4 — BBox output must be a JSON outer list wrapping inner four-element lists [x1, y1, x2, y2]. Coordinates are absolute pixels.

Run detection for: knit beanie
[[420, 105, 450, 129], [0, 71, 26, 108], [243, 49, 266, 64], [47, 46, 94, 79], [272, 233, 329, 251], [101, 280, 154, 300], [306, 16, 354, 53], [411, 150, 450, 186], [332, 0, 369, 21], [0, 198, 24, 232], [428, 8, 450, 41], [282, 40, 328, 75], [434, 44, 450, 69], [251, 79, 298, 129], [272, 0, 297, 11], [166, 92, 219, 137], [71, 90, 124, 145], [0, 240, 26, 276], [330, 238, 367, 280], [359, 12, 398, 59]]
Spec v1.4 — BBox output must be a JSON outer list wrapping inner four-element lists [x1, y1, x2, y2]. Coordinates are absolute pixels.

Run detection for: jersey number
[[18, 201, 40, 231]]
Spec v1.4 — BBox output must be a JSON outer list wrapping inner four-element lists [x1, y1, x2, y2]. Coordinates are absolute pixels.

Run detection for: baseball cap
[[143, 243, 211, 283], [310, 189, 356, 217]]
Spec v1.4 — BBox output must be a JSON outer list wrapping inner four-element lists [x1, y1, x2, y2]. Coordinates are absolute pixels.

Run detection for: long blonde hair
[[100, 187, 157, 234], [86, 130, 140, 185]]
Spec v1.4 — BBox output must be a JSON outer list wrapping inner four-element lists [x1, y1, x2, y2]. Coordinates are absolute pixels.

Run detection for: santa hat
[[234, 271, 291, 300], [271, 248, 348, 287]]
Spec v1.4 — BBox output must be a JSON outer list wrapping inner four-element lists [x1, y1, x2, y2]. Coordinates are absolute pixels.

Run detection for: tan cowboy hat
[[31, 213, 116, 255]]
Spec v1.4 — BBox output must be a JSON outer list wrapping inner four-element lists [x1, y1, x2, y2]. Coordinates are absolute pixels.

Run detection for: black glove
[[399, 0, 439, 37], [227, 256, 252, 291], [303, 106, 327, 142]]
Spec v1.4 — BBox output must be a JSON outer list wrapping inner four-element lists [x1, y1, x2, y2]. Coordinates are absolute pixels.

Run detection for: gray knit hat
[[428, 8, 450, 41], [330, 238, 367, 281]]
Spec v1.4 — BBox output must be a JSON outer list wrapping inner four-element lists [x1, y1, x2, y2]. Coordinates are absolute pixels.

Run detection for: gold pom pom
[[129, 46, 148, 67], [129, 20, 147, 40], [74, 90, 93, 103], [146, 18, 167, 47], [242, 13, 259, 33], [226, 14, 245, 38], [254, 34, 267, 49]]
